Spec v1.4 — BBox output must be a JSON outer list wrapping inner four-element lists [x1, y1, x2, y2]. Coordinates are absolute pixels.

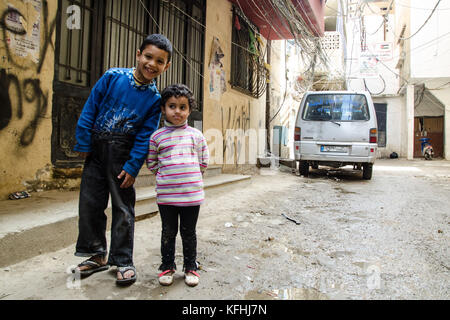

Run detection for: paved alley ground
[[0, 159, 449, 300]]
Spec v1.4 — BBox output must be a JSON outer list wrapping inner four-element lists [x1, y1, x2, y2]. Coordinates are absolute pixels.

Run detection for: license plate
[[321, 145, 347, 152]]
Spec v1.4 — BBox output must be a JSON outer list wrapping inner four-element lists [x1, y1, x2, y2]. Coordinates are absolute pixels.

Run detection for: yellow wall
[[203, 0, 268, 173], [0, 0, 279, 198], [0, 0, 57, 198]]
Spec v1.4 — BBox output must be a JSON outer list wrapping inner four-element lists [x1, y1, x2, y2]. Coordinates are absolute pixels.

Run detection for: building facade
[[0, 0, 324, 199]]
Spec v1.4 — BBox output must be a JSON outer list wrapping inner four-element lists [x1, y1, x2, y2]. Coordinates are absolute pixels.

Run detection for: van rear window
[[302, 94, 369, 121]]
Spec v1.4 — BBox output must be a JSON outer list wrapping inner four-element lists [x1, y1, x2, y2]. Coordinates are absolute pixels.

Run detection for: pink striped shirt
[[146, 121, 209, 206]]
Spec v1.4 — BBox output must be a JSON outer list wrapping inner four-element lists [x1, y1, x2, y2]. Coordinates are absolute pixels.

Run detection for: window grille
[[230, 6, 267, 98]]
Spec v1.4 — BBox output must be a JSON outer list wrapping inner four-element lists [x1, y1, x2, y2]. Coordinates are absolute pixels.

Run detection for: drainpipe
[[266, 39, 271, 155], [406, 84, 415, 160]]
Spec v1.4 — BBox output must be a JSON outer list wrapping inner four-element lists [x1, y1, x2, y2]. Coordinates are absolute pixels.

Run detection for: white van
[[294, 91, 378, 179]]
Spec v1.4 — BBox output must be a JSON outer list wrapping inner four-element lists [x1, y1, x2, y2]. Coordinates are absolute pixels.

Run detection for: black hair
[[139, 34, 173, 63], [161, 84, 196, 111]]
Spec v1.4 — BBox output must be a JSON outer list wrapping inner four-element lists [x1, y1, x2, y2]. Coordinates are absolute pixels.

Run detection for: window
[[302, 94, 370, 121], [374, 103, 387, 147], [231, 7, 266, 98], [57, 0, 95, 87]]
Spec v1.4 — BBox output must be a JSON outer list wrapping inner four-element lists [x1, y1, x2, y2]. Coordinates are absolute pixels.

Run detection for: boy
[[72, 34, 172, 286]]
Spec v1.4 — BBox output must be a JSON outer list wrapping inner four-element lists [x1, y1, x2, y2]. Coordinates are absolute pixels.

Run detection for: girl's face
[[162, 96, 191, 126], [135, 44, 170, 83]]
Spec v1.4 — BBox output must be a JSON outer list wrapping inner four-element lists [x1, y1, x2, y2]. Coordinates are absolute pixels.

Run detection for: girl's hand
[[118, 170, 135, 188]]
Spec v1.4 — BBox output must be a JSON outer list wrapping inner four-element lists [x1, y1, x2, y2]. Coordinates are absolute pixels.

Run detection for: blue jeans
[[75, 132, 136, 267]]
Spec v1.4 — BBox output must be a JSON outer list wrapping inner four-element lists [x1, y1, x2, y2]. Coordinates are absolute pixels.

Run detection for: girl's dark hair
[[161, 84, 196, 111], [139, 34, 173, 62]]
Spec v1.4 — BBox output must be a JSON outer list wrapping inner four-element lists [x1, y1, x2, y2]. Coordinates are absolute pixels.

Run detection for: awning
[[228, 0, 324, 40]]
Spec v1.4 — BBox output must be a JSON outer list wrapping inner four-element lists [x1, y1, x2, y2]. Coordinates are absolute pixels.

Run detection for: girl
[[147, 84, 209, 287]]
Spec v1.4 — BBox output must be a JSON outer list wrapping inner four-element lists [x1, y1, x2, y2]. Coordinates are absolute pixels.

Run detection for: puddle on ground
[[245, 287, 329, 300]]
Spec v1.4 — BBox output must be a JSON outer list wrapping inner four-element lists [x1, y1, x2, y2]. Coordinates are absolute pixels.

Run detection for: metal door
[[52, 0, 205, 168]]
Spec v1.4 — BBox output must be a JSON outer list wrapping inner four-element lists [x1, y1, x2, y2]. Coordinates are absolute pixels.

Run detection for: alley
[[0, 159, 449, 300]]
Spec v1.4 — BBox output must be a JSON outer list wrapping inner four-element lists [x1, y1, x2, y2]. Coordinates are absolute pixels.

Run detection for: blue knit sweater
[[74, 68, 162, 177]]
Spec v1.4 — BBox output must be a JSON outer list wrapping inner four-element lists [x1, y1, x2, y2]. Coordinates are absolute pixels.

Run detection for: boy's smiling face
[[135, 44, 170, 83], [162, 96, 191, 126]]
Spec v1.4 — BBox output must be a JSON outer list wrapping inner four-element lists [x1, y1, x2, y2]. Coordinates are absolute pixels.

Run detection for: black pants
[[158, 204, 200, 272], [75, 133, 136, 267]]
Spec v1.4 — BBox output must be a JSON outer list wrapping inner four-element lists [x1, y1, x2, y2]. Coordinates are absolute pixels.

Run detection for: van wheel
[[362, 163, 373, 180], [299, 161, 309, 177]]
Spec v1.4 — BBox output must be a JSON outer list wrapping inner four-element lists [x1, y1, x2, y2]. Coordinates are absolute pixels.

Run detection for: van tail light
[[294, 127, 301, 141], [369, 128, 377, 143]]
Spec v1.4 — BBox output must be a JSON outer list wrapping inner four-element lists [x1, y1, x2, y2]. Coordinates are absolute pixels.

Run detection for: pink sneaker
[[158, 269, 175, 286], [184, 270, 200, 287]]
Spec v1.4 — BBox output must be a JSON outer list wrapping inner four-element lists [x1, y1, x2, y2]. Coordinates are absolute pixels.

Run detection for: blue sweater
[[74, 68, 162, 177]]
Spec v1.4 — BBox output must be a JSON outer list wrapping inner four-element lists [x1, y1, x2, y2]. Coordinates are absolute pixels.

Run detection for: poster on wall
[[209, 37, 226, 101], [359, 51, 378, 78], [5, 0, 41, 64]]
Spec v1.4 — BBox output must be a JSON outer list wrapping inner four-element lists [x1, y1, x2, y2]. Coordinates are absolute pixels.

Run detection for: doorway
[[414, 116, 444, 158]]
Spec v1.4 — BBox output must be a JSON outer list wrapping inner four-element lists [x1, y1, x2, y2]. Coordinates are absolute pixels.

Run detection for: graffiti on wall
[[0, 0, 56, 146], [222, 103, 253, 165]]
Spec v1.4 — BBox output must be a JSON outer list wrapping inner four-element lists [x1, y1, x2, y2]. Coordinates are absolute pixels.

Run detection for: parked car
[[294, 91, 378, 180]]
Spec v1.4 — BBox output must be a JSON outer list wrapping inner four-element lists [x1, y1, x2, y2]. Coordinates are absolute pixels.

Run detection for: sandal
[[158, 269, 175, 286], [116, 266, 137, 286], [72, 256, 109, 278], [184, 270, 200, 287]]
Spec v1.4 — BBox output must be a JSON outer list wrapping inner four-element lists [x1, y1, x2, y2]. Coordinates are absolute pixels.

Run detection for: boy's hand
[[78, 152, 91, 158], [118, 170, 135, 188]]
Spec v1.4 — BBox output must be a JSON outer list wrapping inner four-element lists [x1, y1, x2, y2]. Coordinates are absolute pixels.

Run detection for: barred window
[[231, 7, 266, 98]]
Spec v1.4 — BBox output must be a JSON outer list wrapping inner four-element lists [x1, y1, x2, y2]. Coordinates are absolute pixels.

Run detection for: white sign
[[372, 42, 393, 61], [359, 52, 378, 78]]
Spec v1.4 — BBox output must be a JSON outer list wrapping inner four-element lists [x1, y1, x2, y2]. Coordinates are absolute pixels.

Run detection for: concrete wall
[[0, 0, 57, 199], [373, 96, 406, 158], [203, 0, 268, 173], [429, 88, 450, 160], [409, 0, 450, 79]]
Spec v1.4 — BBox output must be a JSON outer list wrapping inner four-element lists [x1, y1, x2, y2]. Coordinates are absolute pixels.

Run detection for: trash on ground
[[247, 265, 256, 269], [264, 236, 275, 241], [281, 213, 301, 225], [8, 191, 31, 200], [265, 291, 278, 297], [225, 222, 234, 228]]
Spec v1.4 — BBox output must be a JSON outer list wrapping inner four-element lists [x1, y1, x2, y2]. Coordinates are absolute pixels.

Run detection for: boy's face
[[135, 44, 170, 83], [162, 96, 191, 126]]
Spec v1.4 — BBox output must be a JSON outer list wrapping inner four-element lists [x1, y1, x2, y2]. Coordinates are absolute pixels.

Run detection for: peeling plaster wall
[[203, 0, 267, 174], [0, 0, 57, 198]]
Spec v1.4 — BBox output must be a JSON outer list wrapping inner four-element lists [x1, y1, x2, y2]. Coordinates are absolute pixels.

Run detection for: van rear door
[[298, 93, 375, 157]]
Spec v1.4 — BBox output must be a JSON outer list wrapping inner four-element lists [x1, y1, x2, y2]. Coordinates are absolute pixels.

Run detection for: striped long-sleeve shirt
[[146, 120, 209, 206]]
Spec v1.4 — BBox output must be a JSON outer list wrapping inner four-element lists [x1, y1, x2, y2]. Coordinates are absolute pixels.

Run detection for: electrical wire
[[269, 41, 288, 123], [398, 0, 442, 41], [363, 74, 387, 95], [396, 0, 450, 11]]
